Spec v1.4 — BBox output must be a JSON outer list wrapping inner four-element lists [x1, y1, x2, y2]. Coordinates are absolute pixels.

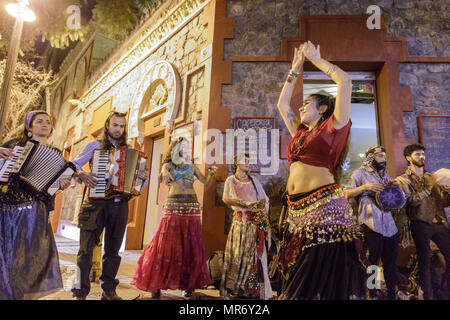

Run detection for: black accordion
[[5, 140, 75, 196]]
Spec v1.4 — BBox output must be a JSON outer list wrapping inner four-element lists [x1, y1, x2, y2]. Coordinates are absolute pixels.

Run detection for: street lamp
[[0, 0, 36, 136]]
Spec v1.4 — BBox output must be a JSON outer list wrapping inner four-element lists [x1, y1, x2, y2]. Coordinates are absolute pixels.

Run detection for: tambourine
[[376, 184, 407, 211]]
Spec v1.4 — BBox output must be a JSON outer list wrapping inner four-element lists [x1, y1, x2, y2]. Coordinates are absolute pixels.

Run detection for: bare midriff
[[168, 179, 197, 196], [287, 161, 335, 194]]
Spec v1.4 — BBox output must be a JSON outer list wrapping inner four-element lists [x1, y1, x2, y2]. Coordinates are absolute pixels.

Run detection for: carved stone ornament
[[128, 60, 181, 145]]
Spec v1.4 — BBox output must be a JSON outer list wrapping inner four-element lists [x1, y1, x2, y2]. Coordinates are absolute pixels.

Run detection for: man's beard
[[411, 159, 425, 168], [372, 160, 386, 172]]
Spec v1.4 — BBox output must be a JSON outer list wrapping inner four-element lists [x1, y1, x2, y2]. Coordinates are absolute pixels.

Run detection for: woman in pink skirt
[[131, 136, 216, 298]]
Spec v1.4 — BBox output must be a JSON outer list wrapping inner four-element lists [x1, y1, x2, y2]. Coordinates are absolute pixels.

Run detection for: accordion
[[89, 146, 147, 199], [0, 140, 75, 196]]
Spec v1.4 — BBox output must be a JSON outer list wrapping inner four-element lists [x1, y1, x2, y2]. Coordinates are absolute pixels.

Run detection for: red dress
[[131, 193, 211, 293]]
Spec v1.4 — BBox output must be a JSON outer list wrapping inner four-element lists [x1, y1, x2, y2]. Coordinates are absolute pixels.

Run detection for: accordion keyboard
[[89, 149, 109, 198], [0, 146, 23, 182]]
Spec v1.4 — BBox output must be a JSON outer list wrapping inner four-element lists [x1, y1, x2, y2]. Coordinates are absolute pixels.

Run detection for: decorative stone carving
[[128, 60, 181, 145], [79, 0, 210, 109]]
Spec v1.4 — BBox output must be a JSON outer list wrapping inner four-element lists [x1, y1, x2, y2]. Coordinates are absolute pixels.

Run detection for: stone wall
[[224, 0, 449, 58], [399, 63, 450, 138]]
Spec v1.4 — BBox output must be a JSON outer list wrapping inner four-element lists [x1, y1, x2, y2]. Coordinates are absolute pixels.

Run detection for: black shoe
[[151, 290, 161, 298], [101, 291, 123, 300]]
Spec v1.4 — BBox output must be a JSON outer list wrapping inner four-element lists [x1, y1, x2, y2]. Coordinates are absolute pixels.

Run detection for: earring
[[27, 132, 32, 138]]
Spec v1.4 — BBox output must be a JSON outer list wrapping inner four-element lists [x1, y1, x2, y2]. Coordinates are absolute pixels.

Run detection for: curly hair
[[403, 143, 425, 162]]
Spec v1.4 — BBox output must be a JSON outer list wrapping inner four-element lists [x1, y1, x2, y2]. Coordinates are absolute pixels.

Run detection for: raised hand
[[303, 41, 321, 62], [207, 165, 218, 177], [291, 43, 306, 72]]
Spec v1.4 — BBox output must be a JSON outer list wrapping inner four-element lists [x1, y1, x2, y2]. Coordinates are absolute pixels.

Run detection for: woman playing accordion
[[0, 110, 71, 300]]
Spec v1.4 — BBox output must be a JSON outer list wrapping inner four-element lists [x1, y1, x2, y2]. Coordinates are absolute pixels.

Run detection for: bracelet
[[286, 69, 300, 83]]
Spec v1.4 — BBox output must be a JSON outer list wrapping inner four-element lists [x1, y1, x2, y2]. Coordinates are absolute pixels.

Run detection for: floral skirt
[[220, 210, 273, 299], [0, 201, 63, 300], [131, 194, 211, 293], [277, 184, 368, 300]]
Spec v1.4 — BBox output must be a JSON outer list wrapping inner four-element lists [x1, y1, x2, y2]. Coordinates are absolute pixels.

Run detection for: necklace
[[235, 171, 249, 181], [294, 125, 316, 150]]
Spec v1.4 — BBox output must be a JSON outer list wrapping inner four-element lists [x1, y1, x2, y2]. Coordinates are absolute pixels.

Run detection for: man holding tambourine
[[344, 146, 401, 300]]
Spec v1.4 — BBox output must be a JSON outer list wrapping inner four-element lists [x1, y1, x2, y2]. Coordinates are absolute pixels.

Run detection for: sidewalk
[[40, 235, 222, 300]]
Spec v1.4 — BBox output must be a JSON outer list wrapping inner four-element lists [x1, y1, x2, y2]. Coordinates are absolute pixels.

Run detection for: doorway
[[142, 136, 165, 247], [303, 72, 379, 184]]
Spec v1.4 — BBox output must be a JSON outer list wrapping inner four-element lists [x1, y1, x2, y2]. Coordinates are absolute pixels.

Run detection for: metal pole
[[0, 15, 24, 137]]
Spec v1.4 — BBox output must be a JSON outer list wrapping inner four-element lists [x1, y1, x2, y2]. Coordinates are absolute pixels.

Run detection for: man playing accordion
[[70, 111, 149, 300]]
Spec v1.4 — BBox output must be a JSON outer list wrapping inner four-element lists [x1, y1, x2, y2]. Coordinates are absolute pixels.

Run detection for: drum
[[376, 185, 407, 211]]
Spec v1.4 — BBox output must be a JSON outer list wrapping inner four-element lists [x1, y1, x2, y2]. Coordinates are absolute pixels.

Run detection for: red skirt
[[131, 195, 211, 293]]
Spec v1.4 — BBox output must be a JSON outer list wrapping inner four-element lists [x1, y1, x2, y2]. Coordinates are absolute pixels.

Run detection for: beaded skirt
[[277, 184, 367, 300], [132, 194, 211, 293]]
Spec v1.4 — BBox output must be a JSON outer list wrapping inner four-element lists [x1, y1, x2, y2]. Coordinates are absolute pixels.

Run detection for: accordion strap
[[80, 184, 88, 207]]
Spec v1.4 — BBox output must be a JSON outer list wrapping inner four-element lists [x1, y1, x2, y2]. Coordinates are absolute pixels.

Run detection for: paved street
[[40, 235, 223, 300]]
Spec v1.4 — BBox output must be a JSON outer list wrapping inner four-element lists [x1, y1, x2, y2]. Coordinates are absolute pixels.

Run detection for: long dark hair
[[309, 93, 349, 183], [101, 111, 128, 149], [15, 110, 53, 147], [309, 93, 335, 124]]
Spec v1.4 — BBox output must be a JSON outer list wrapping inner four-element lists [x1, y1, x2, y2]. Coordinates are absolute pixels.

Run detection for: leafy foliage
[[92, 0, 160, 39], [0, 0, 160, 55], [0, 59, 55, 141]]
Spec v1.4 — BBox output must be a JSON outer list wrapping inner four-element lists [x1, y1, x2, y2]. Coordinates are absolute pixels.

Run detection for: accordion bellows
[[1, 140, 75, 196]]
